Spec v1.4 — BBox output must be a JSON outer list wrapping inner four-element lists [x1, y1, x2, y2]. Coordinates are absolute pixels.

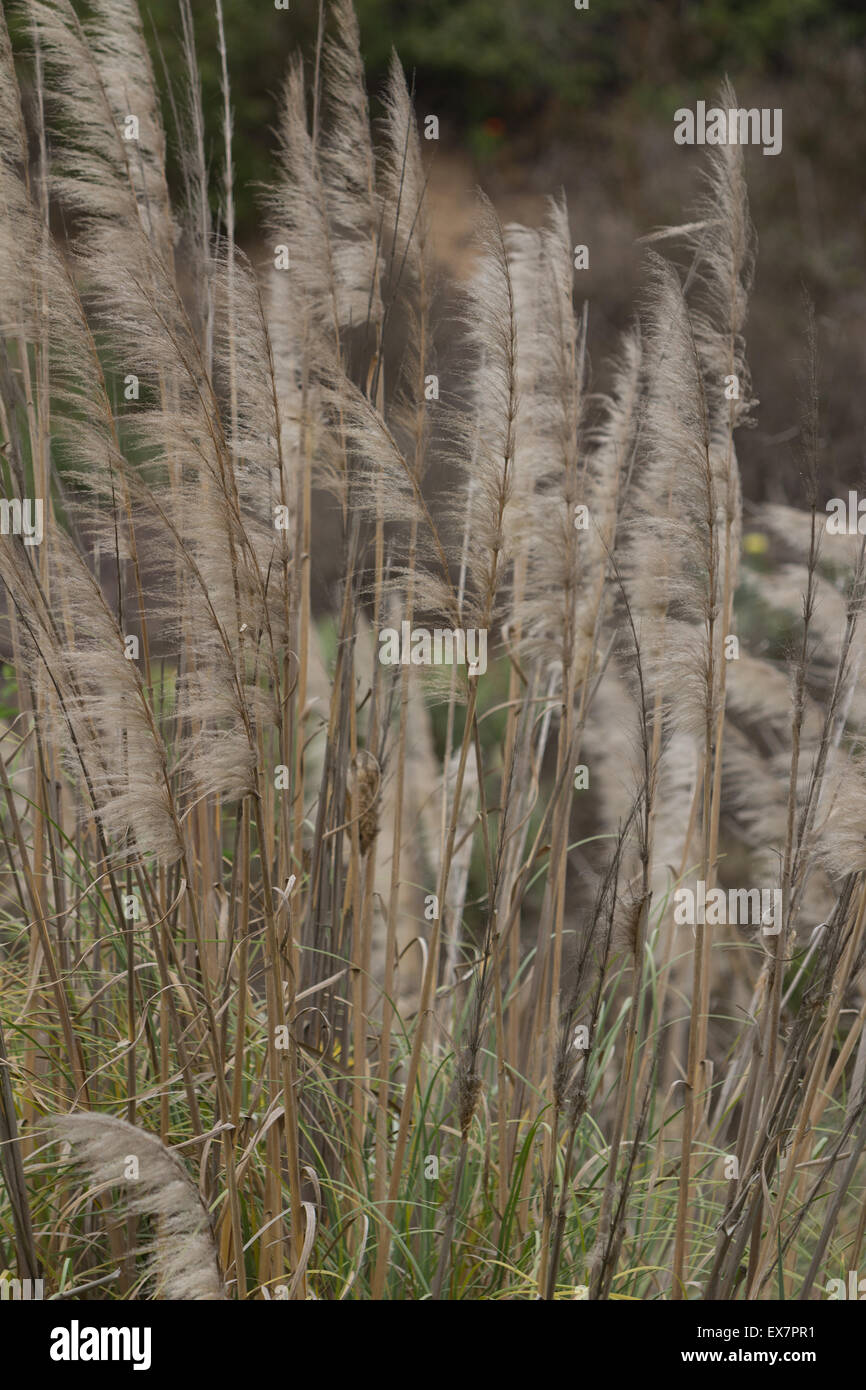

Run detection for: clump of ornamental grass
[[0, 1, 863, 1301]]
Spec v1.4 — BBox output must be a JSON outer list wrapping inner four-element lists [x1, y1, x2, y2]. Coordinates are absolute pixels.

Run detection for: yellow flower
[[743, 531, 768, 556]]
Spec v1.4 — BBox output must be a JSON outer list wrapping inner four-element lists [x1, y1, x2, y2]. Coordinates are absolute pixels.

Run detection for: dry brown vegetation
[[0, 0, 864, 1301]]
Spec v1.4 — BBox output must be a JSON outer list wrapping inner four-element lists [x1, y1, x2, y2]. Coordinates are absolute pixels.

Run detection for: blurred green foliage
[[0, 664, 16, 722], [132, 0, 866, 232]]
